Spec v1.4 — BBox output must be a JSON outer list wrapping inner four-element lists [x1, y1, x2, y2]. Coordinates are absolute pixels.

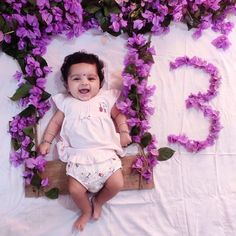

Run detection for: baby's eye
[[72, 77, 81, 81], [88, 77, 96, 81]]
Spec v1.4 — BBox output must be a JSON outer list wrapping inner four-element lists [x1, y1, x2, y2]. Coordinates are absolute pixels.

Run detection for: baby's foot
[[74, 212, 91, 231], [92, 197, 102, 220]]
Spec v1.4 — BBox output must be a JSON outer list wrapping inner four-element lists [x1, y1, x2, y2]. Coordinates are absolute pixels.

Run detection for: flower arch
[[0, 0, 235, 198]]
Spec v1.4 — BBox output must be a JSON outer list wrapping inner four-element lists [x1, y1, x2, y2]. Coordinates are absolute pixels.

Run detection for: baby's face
[[67, 63, 100, 101]]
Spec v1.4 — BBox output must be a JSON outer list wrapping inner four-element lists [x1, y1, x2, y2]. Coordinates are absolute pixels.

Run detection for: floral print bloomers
[[66, 155, 122, 193]]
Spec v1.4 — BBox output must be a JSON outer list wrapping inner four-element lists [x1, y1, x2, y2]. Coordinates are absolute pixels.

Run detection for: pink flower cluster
[[168, 56, 223, 152], [117, 33, 158, 181], [107, 1, 236, 49], [2, 0, 85, 190]]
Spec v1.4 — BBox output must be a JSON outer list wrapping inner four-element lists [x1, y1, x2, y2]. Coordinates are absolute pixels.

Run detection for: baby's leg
[[92, 169, 124, 220], [68, 176, 92, 231]]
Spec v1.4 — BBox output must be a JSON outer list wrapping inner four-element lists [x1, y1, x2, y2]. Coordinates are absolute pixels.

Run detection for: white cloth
[[1, 17, 236, 236], [52, 89, 124, 164]]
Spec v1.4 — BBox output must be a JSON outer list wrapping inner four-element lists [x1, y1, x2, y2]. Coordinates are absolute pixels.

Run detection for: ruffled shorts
[[66, 155, 122, 193]]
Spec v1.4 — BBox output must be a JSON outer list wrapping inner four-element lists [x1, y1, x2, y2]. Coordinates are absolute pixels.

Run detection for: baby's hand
[[38, 141, 51, 155], [120, 132, 132, 147]]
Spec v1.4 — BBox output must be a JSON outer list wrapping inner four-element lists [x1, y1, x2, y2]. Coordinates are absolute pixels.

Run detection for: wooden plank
[[25, 155, 154, 197]]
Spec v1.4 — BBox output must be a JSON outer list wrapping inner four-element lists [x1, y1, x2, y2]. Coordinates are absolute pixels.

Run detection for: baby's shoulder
[[52, 93, 74, 111]]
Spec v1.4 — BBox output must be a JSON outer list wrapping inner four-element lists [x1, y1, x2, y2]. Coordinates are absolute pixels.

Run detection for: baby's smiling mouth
[[79, 89, 90, 94]]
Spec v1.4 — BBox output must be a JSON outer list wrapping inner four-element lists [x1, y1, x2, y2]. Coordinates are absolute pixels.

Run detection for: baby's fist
[[120, 132, 132, 147]]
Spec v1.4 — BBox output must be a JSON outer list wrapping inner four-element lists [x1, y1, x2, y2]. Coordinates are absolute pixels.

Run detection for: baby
[[39, 51, 132, 231]]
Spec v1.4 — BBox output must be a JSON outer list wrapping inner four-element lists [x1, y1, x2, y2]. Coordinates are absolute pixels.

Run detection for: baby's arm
[[38, 109, 64, 155], [111, 105, 132, 147]]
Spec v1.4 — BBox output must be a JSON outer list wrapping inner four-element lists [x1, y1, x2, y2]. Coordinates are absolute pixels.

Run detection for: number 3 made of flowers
[[167, 56, 223, 152]]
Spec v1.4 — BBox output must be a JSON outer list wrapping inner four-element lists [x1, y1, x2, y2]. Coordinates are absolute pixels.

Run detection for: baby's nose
[[81, 77, 88, 84]]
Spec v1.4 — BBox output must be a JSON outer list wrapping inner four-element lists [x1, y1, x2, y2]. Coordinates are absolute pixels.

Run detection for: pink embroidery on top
[[99, 102, 108, 113]]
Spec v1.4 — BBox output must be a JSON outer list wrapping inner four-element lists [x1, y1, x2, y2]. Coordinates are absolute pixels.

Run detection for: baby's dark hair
[[60, 51, 105, 87]]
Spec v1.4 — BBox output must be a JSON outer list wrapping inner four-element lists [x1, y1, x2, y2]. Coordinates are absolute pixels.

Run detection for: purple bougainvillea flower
[[212, 21, 234, 35], [4, 34, 11, 43], [122, 73, 136, 90], [41, 10, 53, 25], [168, 56, 222, 152], [211, 35, 231, 50], [41, 178, 49, 187], [128, 33, 146, 47], [141, 169, 152, 181], [16, 27, 29, 38], [26, 14, 39, 27], [23, 170, 34, 185], [37, 100, 51, 117], [132, 156, 144, 170], [204, 0, 221, 11], [34, 156, 47, 172], [36, 0, 50, 9], [13, 71, 23, 81], [12, 14, 25, 25], [25, 155, 47, 172], [22, 136, 31, 147], [150, 149, 159, 156], [10, 151, 23, 167], [133, 19, 145, 30], [36, 78, 47, 88]]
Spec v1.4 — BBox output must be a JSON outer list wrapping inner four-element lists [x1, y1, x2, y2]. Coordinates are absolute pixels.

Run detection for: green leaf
[[130, 126, 140, 136], [31, 173, 42, 189], [157, 147, 175, 161], [36, 55, 48, 68], [128, 86, 140, 112], [162, 15, 172, 27], [142, 53, 154, 64], [0, 3, 7, 13], [23, 126, 34, 139], [140, 132, 152, 148], [28, 0, 36, 6], [27, 142, 35, 151], [103, 6, 109, 17], [1, 36, 19, 58], [85, 5, 101, 14], [98, 15, 109, 32], [41, 90, 51, 101], [19, 105, 36, 117], [25, 76, 36, 85], [81, 0, 99, 8], [23, 7, 30, 14], [0, 15, 5, 29], [133, 96, 140, 111], [125, 64, 136, 74], [103, 0, 111, 4], [45, 188, 59, 199], [102, 0, 121, 16], [30, 151, 37, 158], [11, 138, 21, 151], [10, 83, 33, 101], [184, 12, 200, 30], [17, 57, 26, 74], [108, 5, 120, 14]]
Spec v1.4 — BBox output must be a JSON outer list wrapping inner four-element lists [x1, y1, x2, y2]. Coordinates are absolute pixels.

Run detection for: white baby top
[[52, 89, 124, 164]]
